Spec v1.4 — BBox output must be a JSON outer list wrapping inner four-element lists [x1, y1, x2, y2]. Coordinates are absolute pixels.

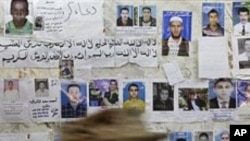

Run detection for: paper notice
[[198, 37, 230, 78], [63, 0, 104, 38], [162, 61, 185, 85], [33, 0, 64, 42]]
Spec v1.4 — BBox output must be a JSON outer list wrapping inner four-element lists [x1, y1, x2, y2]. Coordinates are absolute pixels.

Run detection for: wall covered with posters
[[0, 0, 249, 140]]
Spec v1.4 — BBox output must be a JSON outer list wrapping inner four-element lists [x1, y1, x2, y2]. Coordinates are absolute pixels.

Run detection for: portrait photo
[[214, 130, 230, 141], [4, 0, 33, 36], [89, 79, 119, 107], [237, 80, 250, 107], [152, 82, 174, 111], [202, 2, 224, 37], [162, 11, 192, 57], [138, 5, 156, 27], [61, 81, 87, 118], [233, 2, 250, 36], [169, 132, 192, 141], [59, 60, 74, 80], [34, 79, 49, 98], [194, 131, 213, 141], [116, 5, 133, 27], [237, 38, 250, 69], [34, 16, 44, 31], [209, 78, 236, 109], [3, 79, 20, 101], [123, 81, 145, 113], [178, 88, 208, 111]]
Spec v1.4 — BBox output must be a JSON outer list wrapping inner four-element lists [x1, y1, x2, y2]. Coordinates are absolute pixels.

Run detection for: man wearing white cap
[[162, 16, 189, 56]]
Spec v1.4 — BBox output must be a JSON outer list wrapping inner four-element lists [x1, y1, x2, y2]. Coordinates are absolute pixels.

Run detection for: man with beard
[[116, 7, 133, 26], [162, 16, 189, 56], [139, 6, 156, 26], [234, 7, 250, 36]]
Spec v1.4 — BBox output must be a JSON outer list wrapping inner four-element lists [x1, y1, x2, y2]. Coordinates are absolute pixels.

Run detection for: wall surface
[[0, 0, 249, 141]]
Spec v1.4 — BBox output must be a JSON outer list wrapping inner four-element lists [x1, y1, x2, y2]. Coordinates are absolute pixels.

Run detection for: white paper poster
[[0, 79, 30, 122], [63, 0, 104, 38], [28, 78, 61, 122], [33, 0, 65, 42], [198, 37, 230, 79]]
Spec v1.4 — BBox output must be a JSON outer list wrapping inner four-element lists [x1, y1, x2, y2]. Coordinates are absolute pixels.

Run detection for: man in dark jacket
[[209, 78, 236, 109], [117, 7, 133, 26], [139, 6, 156, 26], [162, 16, 189, 56], [186, 91, 206, 111], [153, 88, 173, 111]]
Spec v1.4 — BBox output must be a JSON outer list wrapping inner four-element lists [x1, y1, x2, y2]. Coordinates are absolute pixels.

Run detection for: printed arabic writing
[[0, 38, 157, 68]]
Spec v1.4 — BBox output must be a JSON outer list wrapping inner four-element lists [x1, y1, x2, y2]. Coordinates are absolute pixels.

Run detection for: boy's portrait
[[5, 0, 33, 35]]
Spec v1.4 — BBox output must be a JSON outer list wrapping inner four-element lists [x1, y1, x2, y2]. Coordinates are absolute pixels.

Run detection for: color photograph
[[116, 5, 133, 26], [123, 81, 145, 113], [162, 11, 192, 56], [178, 88, 208, 111], [202, 2, 224, 36], [4, 0, 33, 36], [61, 80, 87, 118], [209, 78, 236, 109], [237, 80, 250, 107], [3, 79, 20, 101], [194, 131, 213, 141], [169, 132, 192, 141], [89, 79, 119, 107], [138, 5, 156, 27], [233, 2, 250, 36]]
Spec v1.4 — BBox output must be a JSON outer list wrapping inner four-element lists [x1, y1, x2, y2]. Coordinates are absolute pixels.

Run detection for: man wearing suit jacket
[[186, 91, 206, 111], [209, 78, 236, 109]]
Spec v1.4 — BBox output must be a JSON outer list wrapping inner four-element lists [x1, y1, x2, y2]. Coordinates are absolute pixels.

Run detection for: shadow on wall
[[0, 27, 3, 36]]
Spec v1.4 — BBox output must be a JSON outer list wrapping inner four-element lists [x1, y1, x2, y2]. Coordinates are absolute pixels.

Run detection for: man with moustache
[[234, 7, 250, 36], [162, 16, 189, 56]]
